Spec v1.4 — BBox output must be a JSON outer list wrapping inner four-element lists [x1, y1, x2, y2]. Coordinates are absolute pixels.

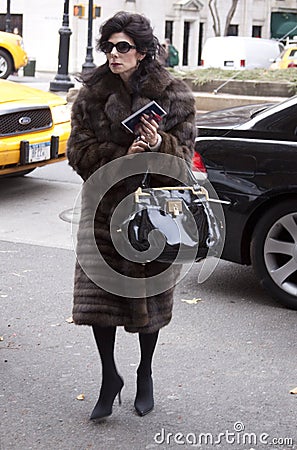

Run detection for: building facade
[[0, 0, 296, 73]]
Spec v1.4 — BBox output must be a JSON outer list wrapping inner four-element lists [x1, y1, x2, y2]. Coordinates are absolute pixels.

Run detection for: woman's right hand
[[127, 137, 148, 154]]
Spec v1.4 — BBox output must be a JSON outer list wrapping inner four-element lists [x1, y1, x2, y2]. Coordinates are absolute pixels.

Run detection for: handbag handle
[[140, 161, 197, 188], [140, 161, 230, 204], [185, 161, 203, 186], [134, 185, 209, 202]]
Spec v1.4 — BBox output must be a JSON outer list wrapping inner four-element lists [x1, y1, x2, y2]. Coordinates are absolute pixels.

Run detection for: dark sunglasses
[[100, 41, 137, 54]]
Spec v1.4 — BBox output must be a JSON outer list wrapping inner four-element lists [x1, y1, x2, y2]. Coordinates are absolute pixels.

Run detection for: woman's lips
[[111, 62, 121, 67]]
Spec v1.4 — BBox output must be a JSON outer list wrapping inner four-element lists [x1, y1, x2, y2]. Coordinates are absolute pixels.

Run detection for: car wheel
[[0, 49, 13, 79], [251, 200, 297, 310]]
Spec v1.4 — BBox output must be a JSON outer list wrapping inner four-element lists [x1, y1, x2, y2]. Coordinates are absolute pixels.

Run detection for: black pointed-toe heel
[[90, 375, 124, 421], [134, 375, 154, 417]]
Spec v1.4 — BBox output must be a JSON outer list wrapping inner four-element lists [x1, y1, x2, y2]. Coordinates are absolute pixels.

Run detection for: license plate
[[224, 61, 234, 67], [28, 142, 51, 163]]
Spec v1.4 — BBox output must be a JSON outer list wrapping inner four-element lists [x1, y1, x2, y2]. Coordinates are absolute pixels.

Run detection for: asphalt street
[[0, 75, 297, 450]]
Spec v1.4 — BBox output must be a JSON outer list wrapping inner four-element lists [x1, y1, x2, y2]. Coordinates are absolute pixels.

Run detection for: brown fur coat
[[67, 65, 196, 333]]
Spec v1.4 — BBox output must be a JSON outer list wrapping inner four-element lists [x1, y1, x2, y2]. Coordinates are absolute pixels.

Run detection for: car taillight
[[200, 60, 204, 66], [288, 62, 297, 68], [192, 151, 207, 173], [240, 59, 245, 67]]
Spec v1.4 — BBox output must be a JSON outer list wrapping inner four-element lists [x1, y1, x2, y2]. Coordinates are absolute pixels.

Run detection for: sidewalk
[[1, 238, 296, 450]]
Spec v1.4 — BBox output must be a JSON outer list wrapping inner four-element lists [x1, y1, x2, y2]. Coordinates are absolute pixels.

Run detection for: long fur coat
[[67, 64, 196, 333]]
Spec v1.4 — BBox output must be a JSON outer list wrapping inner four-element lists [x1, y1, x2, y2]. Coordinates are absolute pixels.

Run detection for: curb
[[65, 88, 285, 111], [194, 91, 286, 111]]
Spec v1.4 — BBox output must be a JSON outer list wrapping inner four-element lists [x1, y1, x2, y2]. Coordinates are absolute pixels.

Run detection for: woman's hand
[[139, 113, 159, 147], [127, 136, 149, 154], [127, 113, 160, 154]]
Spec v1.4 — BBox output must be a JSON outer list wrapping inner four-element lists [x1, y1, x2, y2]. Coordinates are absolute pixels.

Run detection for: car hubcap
[[0, 56, 7, 76], [264, 212, 297, 296]]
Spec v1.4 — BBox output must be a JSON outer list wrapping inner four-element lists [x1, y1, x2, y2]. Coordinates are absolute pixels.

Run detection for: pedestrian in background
[[164, 38, 179, 67], [67, 11, 195, 421]]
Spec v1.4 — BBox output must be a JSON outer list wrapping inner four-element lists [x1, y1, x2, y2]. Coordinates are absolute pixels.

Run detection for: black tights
[[137, 330, 159, 377], [92, 325, 159, 379], [92, 325, 118, 381]]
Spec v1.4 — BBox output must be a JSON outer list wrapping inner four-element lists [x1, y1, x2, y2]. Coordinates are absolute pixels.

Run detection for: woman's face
[[104, 32, 145, 82]]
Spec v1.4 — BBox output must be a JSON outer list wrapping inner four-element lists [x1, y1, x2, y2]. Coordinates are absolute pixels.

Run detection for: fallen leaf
[[76, 394, 85, 401], [0, 336, 3, 342], [290, 387, 297, 394], [181, 298, 202, 305], [66, 316, 74, 323]]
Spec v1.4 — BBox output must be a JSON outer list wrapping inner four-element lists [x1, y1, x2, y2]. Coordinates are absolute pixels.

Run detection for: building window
[[0, 13, 23, 35], [165, 21, 173, 43], [198, 22, 204, 65], [183, 21, 190, 65], [227, 24, 238, 36], [252, 25, 262, 38], [271, 12, 297, 40]]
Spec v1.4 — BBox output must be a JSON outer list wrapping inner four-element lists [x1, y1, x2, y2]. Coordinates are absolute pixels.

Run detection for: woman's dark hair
[[82, 11, 164, 91], [97, 11, 158, 58]]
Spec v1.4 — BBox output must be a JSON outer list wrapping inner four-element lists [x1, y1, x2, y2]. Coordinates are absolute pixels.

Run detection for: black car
[[194, 96, 297, 310]]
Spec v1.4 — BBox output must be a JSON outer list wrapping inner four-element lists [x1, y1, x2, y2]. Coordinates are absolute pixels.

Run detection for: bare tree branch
[[209, 0, 221, 36], [224, 0, 239, 36], [214, 0, 221, 33]]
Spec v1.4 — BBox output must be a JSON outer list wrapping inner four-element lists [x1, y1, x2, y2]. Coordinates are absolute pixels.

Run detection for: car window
[[289, 49, 297, 57], [236, 96, 297, 134], [253, 104, 297, 136]]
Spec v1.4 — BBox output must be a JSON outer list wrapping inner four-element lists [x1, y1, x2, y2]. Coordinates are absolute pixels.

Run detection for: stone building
[[0, 0, 296, 73]]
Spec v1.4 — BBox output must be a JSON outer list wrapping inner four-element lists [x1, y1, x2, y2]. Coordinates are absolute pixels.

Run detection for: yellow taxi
[[270, 45, 297, 69], [0, 31, 28, 79], [0, 79, 71, 177]]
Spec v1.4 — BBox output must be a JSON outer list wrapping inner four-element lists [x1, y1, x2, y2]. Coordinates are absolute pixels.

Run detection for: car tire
[[0, 49, 13, 79], [251, 200, 297, 310]]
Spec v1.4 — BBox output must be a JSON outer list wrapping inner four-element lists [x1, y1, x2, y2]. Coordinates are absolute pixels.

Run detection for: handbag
[[113, 169, 225, 265]]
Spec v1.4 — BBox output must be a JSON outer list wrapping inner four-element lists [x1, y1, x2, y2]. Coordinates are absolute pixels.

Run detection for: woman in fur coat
[[67, 11, 196, 420]]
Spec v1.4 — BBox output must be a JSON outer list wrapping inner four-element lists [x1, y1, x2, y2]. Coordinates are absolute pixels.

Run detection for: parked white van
[[201, 36, 284, 69]]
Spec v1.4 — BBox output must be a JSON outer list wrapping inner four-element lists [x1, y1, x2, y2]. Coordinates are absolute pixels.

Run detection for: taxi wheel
[[0, 49, 13, 79]]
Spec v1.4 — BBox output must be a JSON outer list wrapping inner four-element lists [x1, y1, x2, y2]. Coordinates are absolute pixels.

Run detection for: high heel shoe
[[90, 375, 124, 420], [134, 375, 154, 417]]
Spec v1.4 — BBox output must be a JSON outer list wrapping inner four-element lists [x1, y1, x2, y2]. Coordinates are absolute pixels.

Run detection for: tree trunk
[[208, 0, 239, 37], [224, 0, 239, 36], [208, 0, 221, 36]]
